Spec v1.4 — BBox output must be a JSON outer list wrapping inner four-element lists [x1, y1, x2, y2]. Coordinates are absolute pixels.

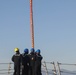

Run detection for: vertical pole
[[8, 62, 11, 74], [43, 61, 48, 75], [57, 62, 61, 75], [51, 62, 57, 75], [30, 0, 34, 48]]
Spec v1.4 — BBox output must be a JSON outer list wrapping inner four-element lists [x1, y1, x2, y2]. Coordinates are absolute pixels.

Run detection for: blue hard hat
[[24, 48, 29, 53], [30, 48, 35, 52], [36, 49, 41, 53]]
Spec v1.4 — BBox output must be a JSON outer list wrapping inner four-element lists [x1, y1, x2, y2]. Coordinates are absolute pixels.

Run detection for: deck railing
[[0, 61, 76, 75]]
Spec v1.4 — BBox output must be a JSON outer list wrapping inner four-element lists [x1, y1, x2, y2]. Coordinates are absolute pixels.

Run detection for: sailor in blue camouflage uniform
[[22, 48, 30, 75], [35, 49, 43, 75], [28, 48, 36, 75]]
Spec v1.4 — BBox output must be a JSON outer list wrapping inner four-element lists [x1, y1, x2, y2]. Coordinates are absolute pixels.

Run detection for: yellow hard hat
[[14, 48, 19, 52]]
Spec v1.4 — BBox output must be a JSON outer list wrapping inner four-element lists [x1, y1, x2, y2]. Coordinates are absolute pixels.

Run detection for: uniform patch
[[32, 57, 34, 60]]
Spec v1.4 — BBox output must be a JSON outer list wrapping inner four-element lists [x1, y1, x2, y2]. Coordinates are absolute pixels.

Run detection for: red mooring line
[[30, 0, 34, 48]]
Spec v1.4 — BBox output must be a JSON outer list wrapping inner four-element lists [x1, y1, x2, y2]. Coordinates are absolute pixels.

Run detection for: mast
[[30, 0, 34, 48]]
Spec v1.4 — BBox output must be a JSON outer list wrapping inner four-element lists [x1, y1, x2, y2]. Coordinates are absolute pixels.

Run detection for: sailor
[[11, 48, 22, 75], [28, 48, 36, 75], [22, 48, 29, 75], [35, 49, 43, 75]]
